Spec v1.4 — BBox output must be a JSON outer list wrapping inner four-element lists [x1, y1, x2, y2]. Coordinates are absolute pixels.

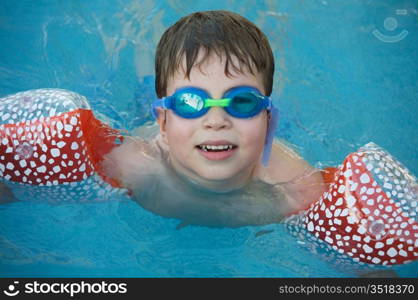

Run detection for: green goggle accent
[[203, 98, 231, 108]]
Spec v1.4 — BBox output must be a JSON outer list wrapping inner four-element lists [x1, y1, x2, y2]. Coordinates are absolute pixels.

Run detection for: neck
[[166, 158, 255, 194]]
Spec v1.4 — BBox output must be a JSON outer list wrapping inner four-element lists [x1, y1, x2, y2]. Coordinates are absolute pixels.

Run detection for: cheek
[[165, 114, 196, 146], [236, 116, 267, 146]]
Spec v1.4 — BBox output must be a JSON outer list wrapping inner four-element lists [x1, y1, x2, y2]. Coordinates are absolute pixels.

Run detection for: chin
[[195, 165, 244, 181]]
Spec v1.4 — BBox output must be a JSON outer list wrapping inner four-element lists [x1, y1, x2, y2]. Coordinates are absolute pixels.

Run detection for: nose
[[202, 107, 232, 130]]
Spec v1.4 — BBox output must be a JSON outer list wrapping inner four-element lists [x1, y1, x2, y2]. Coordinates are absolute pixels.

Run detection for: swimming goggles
[[151, 86, 279, 166], [152, 86, 273, 119]]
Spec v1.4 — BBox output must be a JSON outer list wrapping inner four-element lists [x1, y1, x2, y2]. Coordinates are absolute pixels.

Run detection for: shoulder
[[258, 139, 312, 184]]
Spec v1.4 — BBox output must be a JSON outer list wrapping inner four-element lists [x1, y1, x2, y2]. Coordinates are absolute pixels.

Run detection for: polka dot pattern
[[0, 89, 90, 125], [0, 89, 127, 203], [285, 143, 417, 266], [1, 110, 94, 185]]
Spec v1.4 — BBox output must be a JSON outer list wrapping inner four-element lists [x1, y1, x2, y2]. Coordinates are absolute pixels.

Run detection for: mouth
[[196, 144, 237, 152], [195, 141, 238, 161]]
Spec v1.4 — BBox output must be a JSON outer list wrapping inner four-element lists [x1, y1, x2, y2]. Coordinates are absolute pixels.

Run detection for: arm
[[279, 164, 327, 214], [260, 140, 327, 214], [0, 182, 18, 204], [101, 135, 165, 192]]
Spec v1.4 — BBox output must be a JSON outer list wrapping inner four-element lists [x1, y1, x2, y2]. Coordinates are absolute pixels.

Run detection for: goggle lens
[[228, 93, 261, 117], [174, 93, 206, 117], [173, 91, 263, 118]]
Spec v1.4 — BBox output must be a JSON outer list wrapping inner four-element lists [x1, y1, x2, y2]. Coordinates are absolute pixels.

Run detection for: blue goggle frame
[[151, 86, 279, 167], [152, 86, 273, 119]]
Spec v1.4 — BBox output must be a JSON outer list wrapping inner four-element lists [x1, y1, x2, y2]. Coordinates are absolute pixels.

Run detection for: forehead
[[179, 49, 253, 76], [167, 50, 264, 95]]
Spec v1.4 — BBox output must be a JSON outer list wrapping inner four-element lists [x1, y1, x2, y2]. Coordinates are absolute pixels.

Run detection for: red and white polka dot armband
[[285, 142, 417, 266], [0, 89, 128, 203]]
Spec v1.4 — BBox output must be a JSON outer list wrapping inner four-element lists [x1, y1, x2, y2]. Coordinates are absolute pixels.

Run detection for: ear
[[156, 108, 168, 145]]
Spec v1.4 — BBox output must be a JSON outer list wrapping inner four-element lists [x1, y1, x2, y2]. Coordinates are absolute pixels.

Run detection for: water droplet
[[368, 220, 386, 238], [15, 142, 34, 159]]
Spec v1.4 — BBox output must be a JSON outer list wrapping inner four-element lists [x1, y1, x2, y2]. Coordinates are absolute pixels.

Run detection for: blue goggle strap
[[151, 98, 169, 119], [262, 106, 279, 167]]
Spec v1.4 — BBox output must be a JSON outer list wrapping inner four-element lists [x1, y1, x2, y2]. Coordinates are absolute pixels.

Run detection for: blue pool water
[[0, 0, 417, 277]]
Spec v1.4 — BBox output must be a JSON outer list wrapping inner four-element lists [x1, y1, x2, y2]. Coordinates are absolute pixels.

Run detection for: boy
[[101, 10, 327, 227]]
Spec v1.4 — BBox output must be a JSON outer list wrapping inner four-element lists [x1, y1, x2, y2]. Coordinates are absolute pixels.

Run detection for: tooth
[[199, 144, 235, 151]]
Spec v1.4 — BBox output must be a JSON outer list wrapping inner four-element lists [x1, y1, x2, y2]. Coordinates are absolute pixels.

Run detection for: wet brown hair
[[155, 10, 274, 98]]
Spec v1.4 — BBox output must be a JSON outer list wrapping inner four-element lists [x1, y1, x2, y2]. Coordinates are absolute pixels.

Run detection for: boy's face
[[158, 51, 268, 191]]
